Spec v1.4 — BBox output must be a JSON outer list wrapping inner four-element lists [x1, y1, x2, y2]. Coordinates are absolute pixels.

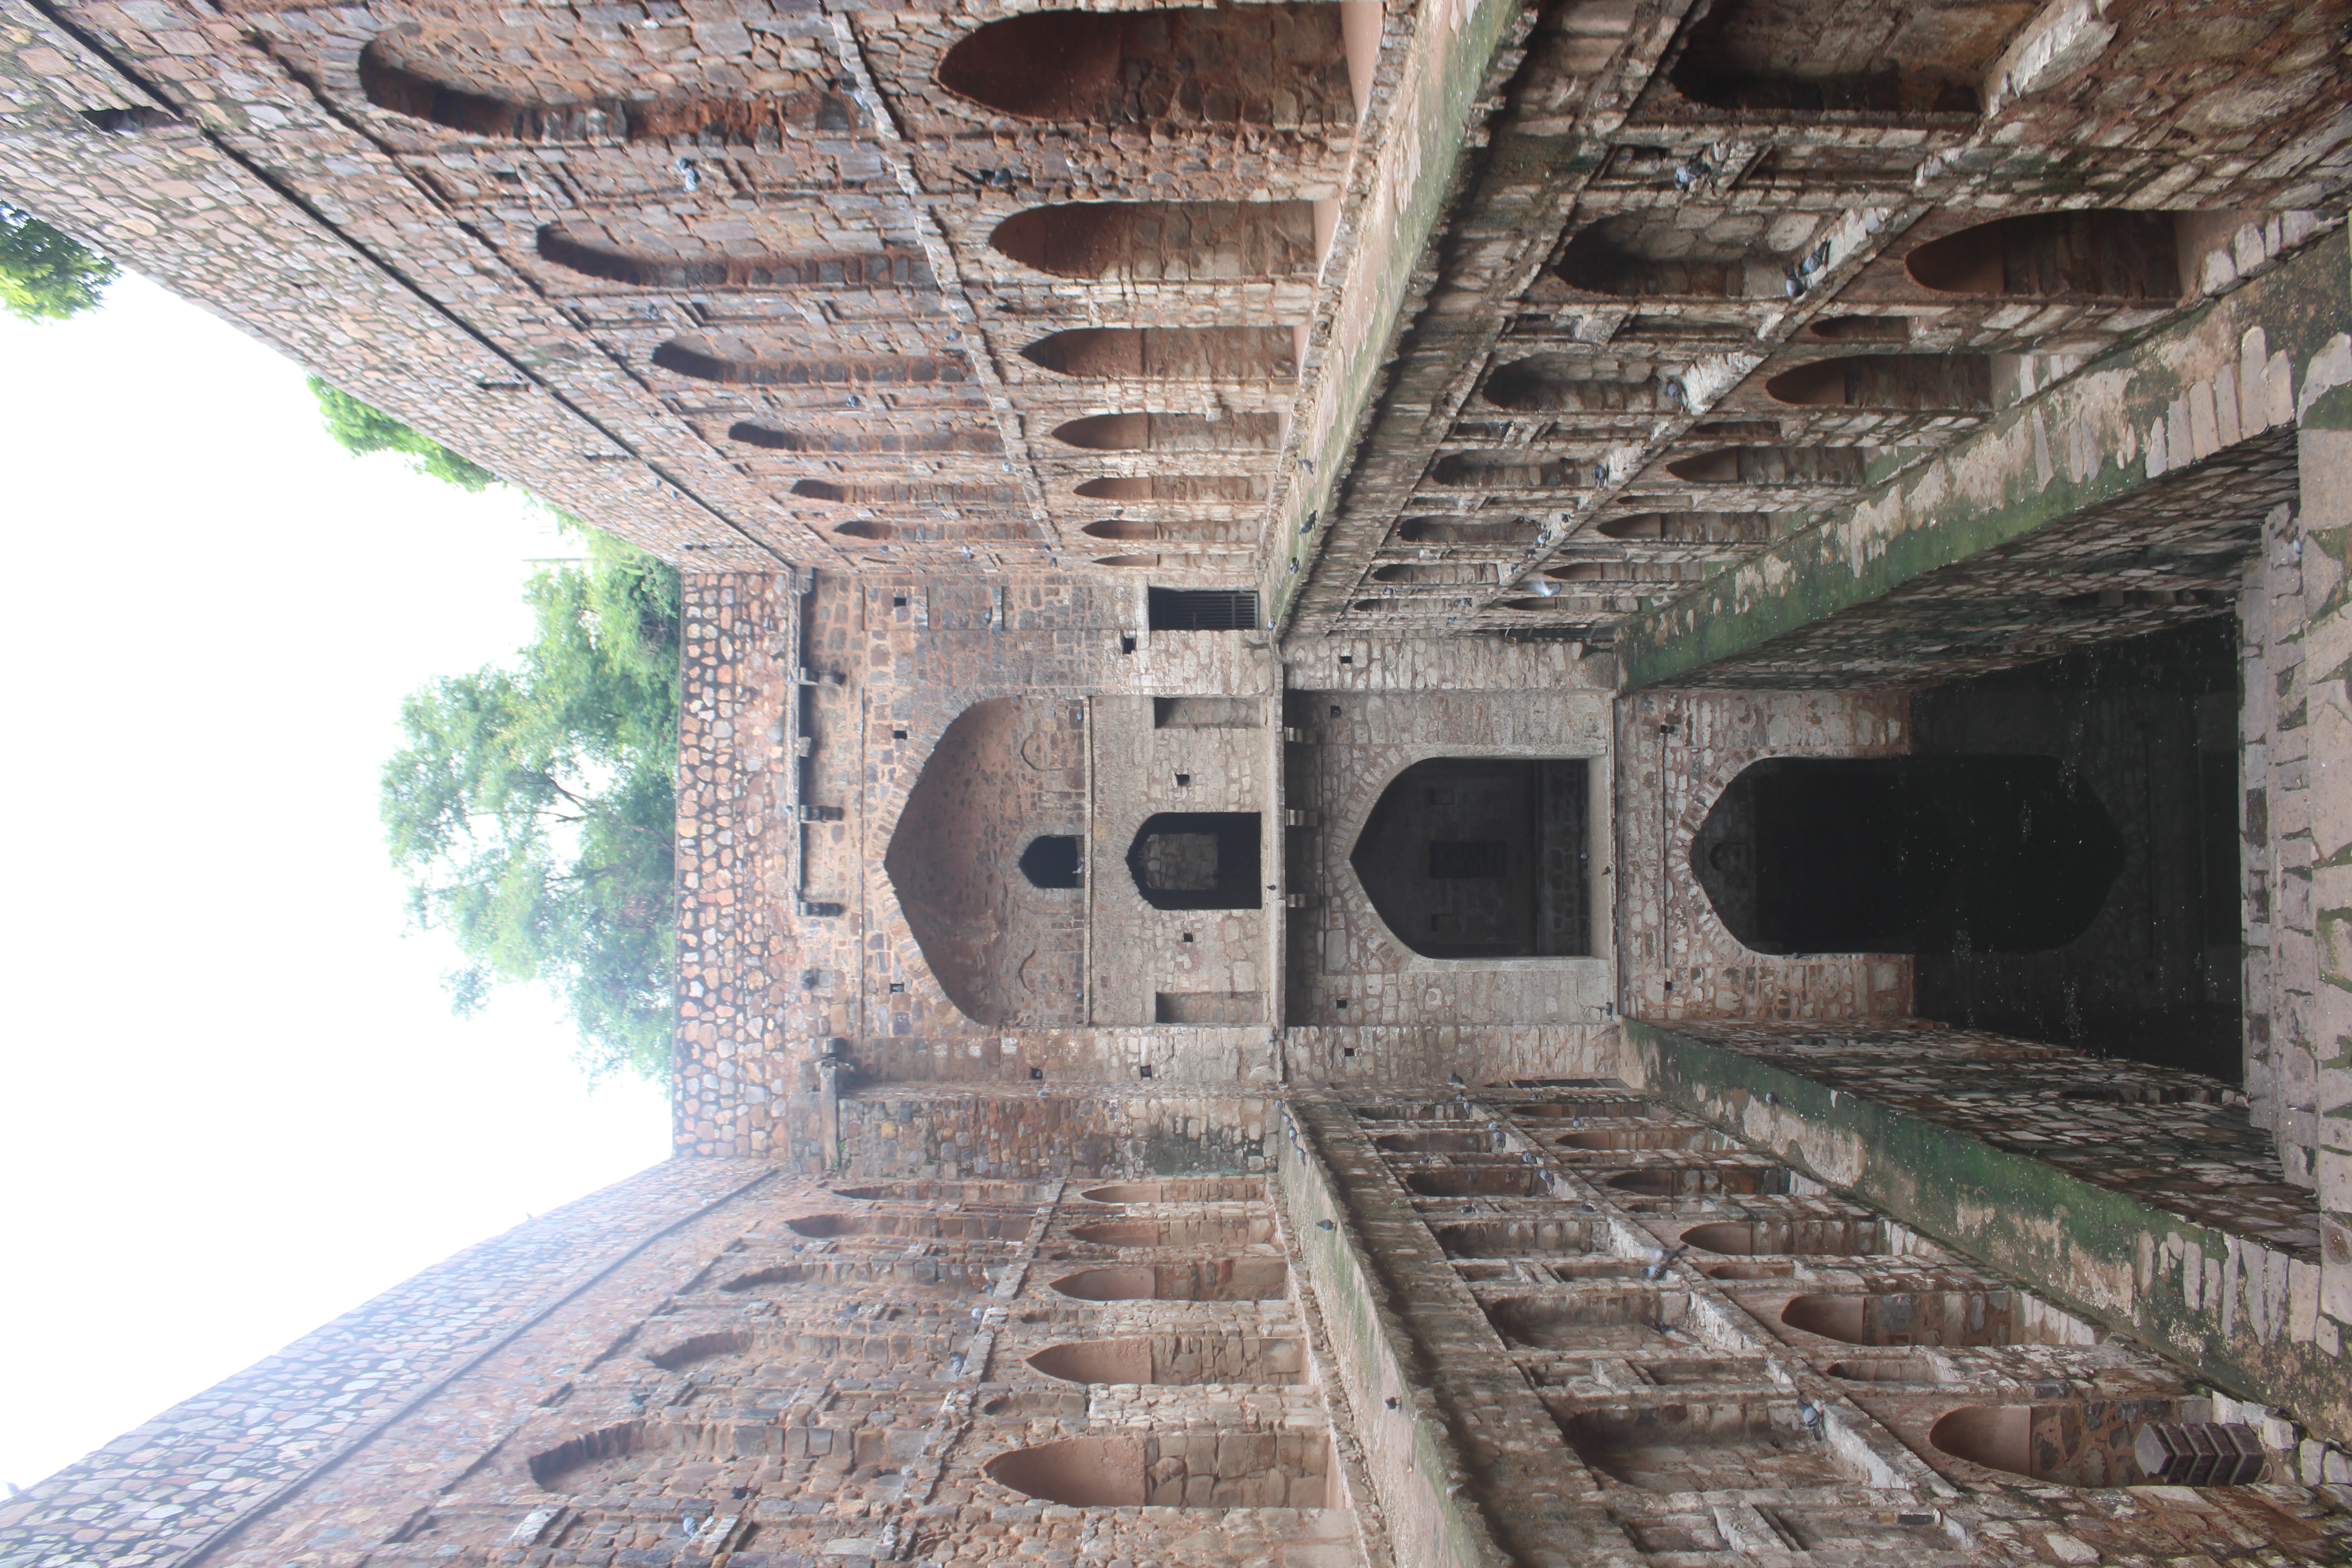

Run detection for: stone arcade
[[7, 0, 2352, 1561]]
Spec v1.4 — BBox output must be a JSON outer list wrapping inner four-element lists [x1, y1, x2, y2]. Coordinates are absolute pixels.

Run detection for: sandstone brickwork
[[17, 0, 2352, 1559]]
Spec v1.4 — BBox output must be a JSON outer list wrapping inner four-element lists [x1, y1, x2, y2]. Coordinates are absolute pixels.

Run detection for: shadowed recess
[[361, 25, 856, 143], [1019, 326, 1297, 380], [990, 201, 1319, 280], [937, 7, 1351, 125]]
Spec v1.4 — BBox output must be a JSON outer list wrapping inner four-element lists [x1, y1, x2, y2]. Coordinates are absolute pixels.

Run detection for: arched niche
[[652, 338, 966, 388], [1397, 514, 1539, 546], [537, 224, 929, 291], [1906, 211, 2185, 299], [1930, 1403, 2209, 1487], [1666, 0, 2018, 114], [1050, 1259, 1288, 1301], [1127, 812, 1262, 909], [990, 200, 1318, 281], [1081, 518, 1255, 544], [1664, 446, 1869, 485], [1050, 412, 1282, 452], [1019, 835, 1083, 889], [1028, 1332, 1308, 1386], [1690, 756, 2124, 955], [1595, 511, 1769, 544], [1483, 356, 1664, 412], [1075, 473, 1269, 503], [1349, 758, 1592, 958], [936, 7, 1351, 126], [1762, 354, 1991, 410], [1019, 326, 1297, 380], [360, 25, 854, 143], [882, 697, 1089, 1026]]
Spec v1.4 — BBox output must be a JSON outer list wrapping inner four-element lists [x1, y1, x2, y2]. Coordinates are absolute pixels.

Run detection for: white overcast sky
[[0, 273, 673, 1490]]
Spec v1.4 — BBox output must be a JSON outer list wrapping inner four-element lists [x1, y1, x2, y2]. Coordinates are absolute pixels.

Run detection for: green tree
[[0, 203, 118, 321], [308, 374, 497, 491], [382, 526, 682, 1079]]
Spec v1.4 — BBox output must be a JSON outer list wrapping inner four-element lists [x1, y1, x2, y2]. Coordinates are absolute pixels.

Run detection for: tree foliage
[[0, 203, 118, 322], [308, 374, 498, 491], [382, 526, 682, 1079]]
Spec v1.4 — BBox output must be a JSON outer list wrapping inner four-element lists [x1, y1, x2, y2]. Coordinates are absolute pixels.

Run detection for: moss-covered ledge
[[1617, 224, 2352, 691], [1620, 1018, 2352, 1446]]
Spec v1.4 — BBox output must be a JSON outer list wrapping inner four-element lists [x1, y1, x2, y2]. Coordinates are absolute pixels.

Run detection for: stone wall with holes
[[1287, 1083, 2352, 1564], [0, 1154, 1396, 1568], [1615, 687, 1915, 1023], [0, 0, 1425, 579], [0, 1157, 774, 1568], [1283, 687, 1616, 1029]]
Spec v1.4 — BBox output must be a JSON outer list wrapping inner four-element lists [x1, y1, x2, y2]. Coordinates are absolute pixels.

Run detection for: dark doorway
[[1350, 759, 1590, 958], [1147, 588, 1259, 630], [1909, 616, 2243, 1076], [1691, 757, 2125, 955], [1020, 835, 1084, 889], [1127, 813, 1262, 909]]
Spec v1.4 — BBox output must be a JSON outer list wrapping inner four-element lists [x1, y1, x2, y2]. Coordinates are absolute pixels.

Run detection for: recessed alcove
[[1664, 447, 1869, 485], [1762, 354, 1991, 410], [1051, 412, 1283, 451], [984, 1432, 1330, 1507], [1127, 812, 1262, 909], [1487, 1291, 1693, 1352], [1075, 473, 1270, 503], [936, 7, 1352, 127], [1431, 1219, 1595, 1257], [1595, 512, 1771, 544], [653, 339, 965, 388], [537, 225, 928, 291], [1349, 1100, 1474, 1122], [1826, 1356, 1949, 1385], [1555, 1125, 1728, 1152], [1430, 452, 1577, 488], [784, 1212, 1021, 1241], [1555, 1401, 1858, 1492], [1373, 1130, 1500, 1154], [1483, 356, 1665, 412], [720, 1259, 998, 1295], [1501, 1098, 1655, 1119], [1067, 1218, 1274, 1247], [1906, 212, 2185, 299], [1082, 518, 1256, 544], [1681, 1218, 1888, 1256], [1350, 758, 1591, 958], [1019, 326, 1297, 380], [1050, 1259, 1289, 1301], [1554, 217, 1788, 297], [360, 25, 855, 143], [1019, 834, 1084, 889], [646, 1330, 755, 1372], [1605, 1164, 1791, 1197], [1397, 515, 1540, 545], [1929, 1402, 2193, 1486], [528, 1421, 660, 1494], [1807, 314, 1913, 341], [1691, 755, 2126, 955], [1403, 1167, 1555, 1198], [1076, 1177, 1265, 1203], [729, 422, 997, 456], [990, 201, 1318, 280], [1781, 1289, 2090, 1347], [1665, 0, 2019, 114], [1027, 1332, 1308, 1386]]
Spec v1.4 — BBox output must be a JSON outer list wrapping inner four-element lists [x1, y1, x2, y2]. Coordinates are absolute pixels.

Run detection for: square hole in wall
[[1181, 932, 1194, 943], [888, 981, 905, 994], [1339, 654, 1354, 665], [1138, 1065, 1154, 1079], [1120, 635, 1136, 654], [1336, 998, 1348, 1010], [893, 594, 908, 608], [1029, 1067, 1044, 1080], [1343, 1047, 1356, 1058], [1329, 705, 1343, 718], [893, 727, 908, 740], [1175, 773, 1192, 787]]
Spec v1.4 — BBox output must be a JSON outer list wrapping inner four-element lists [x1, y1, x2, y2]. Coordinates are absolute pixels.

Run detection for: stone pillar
[[2299, 347, 2352, 1348], [2245, 497, 2316, 1182]]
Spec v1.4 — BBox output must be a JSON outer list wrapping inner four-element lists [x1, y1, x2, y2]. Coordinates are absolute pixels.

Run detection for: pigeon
[[1446, 1072, 1466, 1087], [674, 156, 701, 193], [1643, 1245, 1689, 1281], [1798, 1401, 1826, 1435], [1315, 1219, 1336, 1231]]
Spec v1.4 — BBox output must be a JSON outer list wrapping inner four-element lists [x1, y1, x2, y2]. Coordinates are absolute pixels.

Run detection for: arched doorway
[[1348, 759, 1592, 958], [1690, 756, 2123, 955]]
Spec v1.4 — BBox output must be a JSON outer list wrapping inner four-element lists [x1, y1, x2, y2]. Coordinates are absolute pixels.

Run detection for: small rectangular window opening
[[1138, 1064, 1154, 1079], [1175, 773, 1192, 787], [1146, 587, 1259, 630], [893, 594, 909, 608], [887, 981, 906, 993], [893, 727, 909, 740]]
